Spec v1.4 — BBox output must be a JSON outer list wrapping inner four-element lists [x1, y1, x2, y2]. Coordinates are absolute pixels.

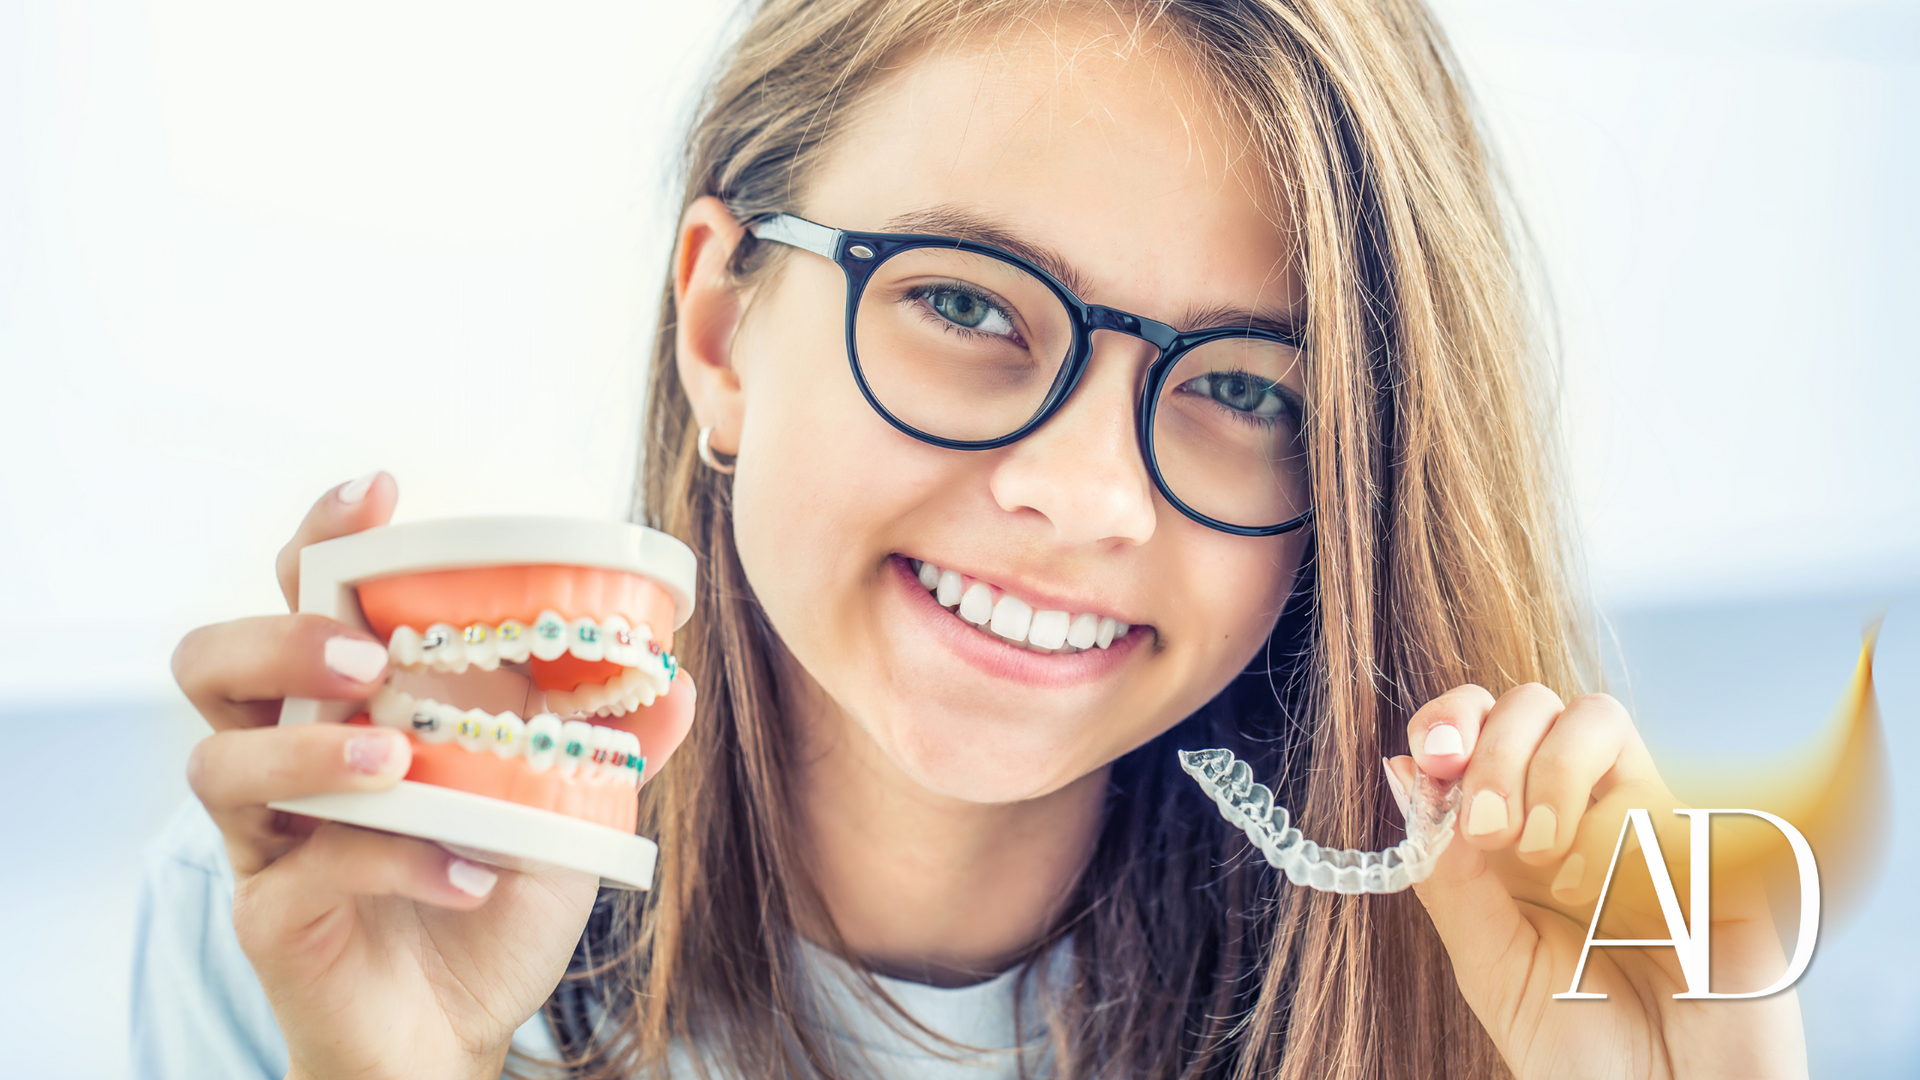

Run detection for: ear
[[674, 196, 749, 456]]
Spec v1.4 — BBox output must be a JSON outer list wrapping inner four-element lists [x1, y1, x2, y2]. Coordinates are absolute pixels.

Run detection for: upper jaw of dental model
[[908, 558, 1134, 655], [1178, 748, 1462, 894], [386, 612, 678, 702]]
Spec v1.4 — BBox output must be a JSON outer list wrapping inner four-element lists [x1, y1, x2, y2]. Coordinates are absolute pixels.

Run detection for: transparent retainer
[[1178, 748, 1462, 894]]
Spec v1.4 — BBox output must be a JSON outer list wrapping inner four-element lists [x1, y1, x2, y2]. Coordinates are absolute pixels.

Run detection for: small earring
[[697, 426, 736, 474]]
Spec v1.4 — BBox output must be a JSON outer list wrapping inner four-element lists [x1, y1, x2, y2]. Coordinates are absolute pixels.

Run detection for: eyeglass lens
[[853, 246, 1308, 531]]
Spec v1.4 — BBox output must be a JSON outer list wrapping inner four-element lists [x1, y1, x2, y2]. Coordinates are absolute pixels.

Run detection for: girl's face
[[708, 20, 1308, 803]]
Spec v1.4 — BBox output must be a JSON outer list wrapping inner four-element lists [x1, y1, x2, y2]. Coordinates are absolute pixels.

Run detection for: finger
[[189, 724, 411, 814], [1406, 796, 1536, 1034], [1406, 684, 1495, 781], [616, 669, 698, 787], [1458, 683, 1565, 850], [1512, 693, 1634, 866], [189, 725, 413, 876], [276, 472, 397, 610], [174, 615, 390, 731], [234, 823, 500, 977]]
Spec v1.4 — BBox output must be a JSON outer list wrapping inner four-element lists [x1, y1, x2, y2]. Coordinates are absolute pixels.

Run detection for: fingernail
[[1518, 804, 1558, 854], [1551, 853, 1586, 901], [324, 636, 389, 684], [337, 471, 381, 504], [1465, 789, 1509, 836], [1381, 757, 1411, 818], [1422, 724, 1464, 757], [448, 857, 498, 897], [345, 732, 397, 775]]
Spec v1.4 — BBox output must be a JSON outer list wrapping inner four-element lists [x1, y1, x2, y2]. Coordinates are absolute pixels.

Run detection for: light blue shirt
[[130, 799, 1065, 1079]]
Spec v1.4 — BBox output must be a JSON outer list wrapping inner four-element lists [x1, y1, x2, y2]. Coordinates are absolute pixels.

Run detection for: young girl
[[157, 0, 1809, 1077]]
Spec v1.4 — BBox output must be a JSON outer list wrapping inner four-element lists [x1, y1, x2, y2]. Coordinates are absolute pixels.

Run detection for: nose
[[987, 330, 1158, 546]]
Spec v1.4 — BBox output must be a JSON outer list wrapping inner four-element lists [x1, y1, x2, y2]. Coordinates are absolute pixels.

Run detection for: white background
[[2, 0, 1916, 704]]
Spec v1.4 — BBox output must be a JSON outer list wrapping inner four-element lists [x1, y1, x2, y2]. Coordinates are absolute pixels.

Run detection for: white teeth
[[602, 615, 639, 667], [456, 708, 491, 751], [388, 626, 423, 667], [421, 623, 467, 673], [958, 583, 995, 625], [355, 689, 639, 787], [495, 619, 530, 663], [587, 726, 617, 779], [462, 623, 499, 671], [544, 686, 577, 716], [487, 711, 524, 758], [914, 559, 1138, 656], [989, 593, 1033, 642], [524, 713, 561, 772], [557, 720, 593, 778], [530, 611, 569, 662], [569, 617, 605, 663], [432, 701, 465, 743], [936, 569, 963, 607], [370, 683, 413, 728], [1027, 609, 1069, 650]]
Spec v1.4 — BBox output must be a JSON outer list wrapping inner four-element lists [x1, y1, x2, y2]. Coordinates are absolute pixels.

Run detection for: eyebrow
[[877, 206, 1303, 340]]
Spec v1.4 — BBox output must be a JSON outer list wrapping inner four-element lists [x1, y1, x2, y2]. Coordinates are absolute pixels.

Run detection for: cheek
[[725, 269, 920, 644]]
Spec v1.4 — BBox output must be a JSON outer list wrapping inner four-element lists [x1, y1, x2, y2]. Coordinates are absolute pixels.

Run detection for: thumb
[[1388, 755, 1537, 1018]]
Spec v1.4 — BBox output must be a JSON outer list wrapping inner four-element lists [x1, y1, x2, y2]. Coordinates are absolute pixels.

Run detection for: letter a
[[1553, 808, 1820, 1000]]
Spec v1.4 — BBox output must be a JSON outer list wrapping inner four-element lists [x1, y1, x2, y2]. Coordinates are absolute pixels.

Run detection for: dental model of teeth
[[908, 558, 1130, 654], [1179, 748, 1462, 894], [386, 612, 678, 717], [370, 684, 644, 784]]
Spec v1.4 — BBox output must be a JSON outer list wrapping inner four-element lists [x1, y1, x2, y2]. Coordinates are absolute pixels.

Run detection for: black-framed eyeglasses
[[746, 213, 1313, 537]]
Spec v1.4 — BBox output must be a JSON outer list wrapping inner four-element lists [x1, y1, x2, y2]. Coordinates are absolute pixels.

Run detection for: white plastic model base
[[273, 516, 697, 892]]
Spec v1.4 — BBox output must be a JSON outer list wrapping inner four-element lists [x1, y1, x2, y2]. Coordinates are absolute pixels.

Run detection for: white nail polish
[[337, 471, 380, 504], [447, 858, 497, 897], [323, 637, 389, 684], [1422, 724, 1464, 757]]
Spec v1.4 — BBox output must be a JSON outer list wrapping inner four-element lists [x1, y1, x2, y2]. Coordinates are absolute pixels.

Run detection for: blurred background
[[1, 0, 1913, 1075]]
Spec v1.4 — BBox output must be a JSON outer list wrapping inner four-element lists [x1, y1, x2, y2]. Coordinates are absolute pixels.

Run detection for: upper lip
[[902, 553, 1149, 626]]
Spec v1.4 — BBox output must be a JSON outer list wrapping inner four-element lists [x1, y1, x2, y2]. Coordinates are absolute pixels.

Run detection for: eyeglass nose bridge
[[1082, 305, 1182, 353]]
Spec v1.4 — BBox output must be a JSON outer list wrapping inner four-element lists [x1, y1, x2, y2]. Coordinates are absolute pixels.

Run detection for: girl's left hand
[[1388, 685, 1808, 1080]]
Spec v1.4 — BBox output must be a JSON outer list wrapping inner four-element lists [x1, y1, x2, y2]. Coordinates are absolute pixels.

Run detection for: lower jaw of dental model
[[354, 563, 685, 832], [906, 557, 1133, 654], [1179, 748, 1462, 894]]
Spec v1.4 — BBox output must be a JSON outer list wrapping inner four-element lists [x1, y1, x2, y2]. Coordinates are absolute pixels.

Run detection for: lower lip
[[887, 555, 1146, 688]]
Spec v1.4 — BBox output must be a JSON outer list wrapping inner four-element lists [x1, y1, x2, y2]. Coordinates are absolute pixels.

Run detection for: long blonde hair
[[540, 2, 1589, 1077]]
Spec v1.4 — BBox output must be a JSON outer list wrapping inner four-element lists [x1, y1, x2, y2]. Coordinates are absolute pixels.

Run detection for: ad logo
[[1554, 809, 1820, 1001]]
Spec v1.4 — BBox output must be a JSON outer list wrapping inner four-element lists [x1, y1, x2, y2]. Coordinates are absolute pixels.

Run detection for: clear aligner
[[370, 684, 644, 785], [1177, 748, 1461, 894]]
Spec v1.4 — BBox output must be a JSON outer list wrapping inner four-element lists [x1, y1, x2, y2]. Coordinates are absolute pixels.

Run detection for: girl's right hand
[[172, 476, 621, 1080]]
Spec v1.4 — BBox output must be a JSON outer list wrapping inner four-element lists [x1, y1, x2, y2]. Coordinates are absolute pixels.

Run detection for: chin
[[879, 699, 1107, 804]]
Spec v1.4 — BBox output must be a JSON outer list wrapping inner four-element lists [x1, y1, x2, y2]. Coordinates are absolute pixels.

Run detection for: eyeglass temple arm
[[748, 214, 842, 260]]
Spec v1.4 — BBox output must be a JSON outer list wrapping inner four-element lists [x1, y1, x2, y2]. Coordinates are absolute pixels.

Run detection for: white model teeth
[[462, 623, 499, 671], [388, 626, 424, 667], [524, 713, 561, 771], [383, 614, 673, 692], [496, 619, 531, 663], [367, 688, 644, 781], [530, 611, 569, 662], [422, 623, 466, 672], [908, 558, 1135, 655], [558, 719, 592, 778]]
